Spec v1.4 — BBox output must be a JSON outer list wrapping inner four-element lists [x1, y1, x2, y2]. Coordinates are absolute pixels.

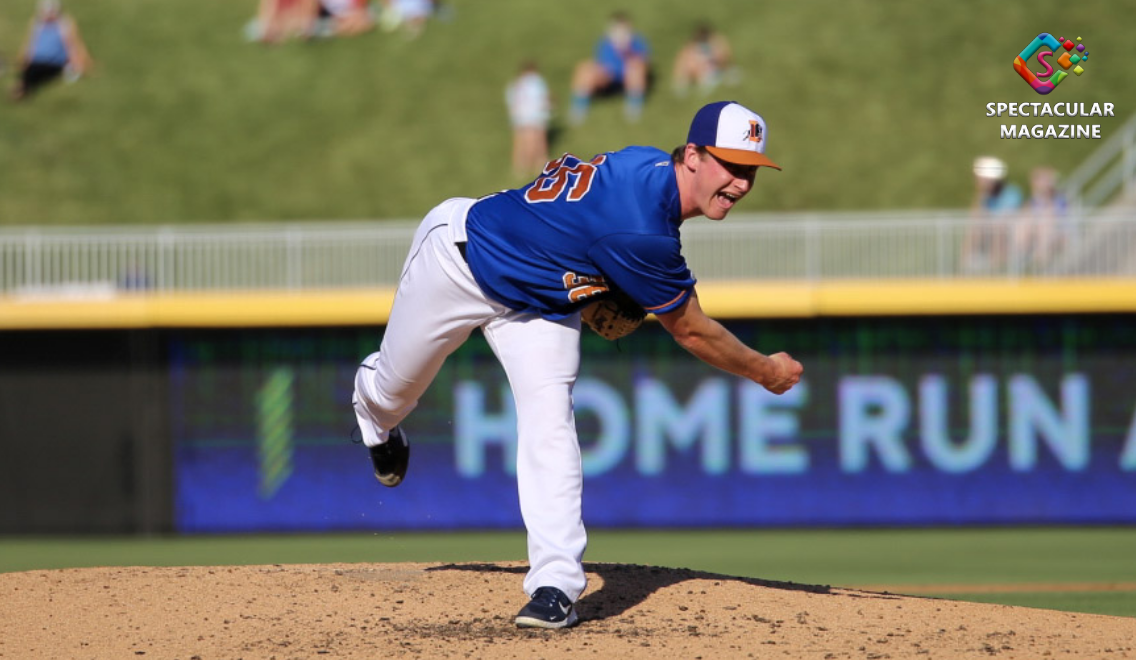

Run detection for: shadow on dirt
[[425, 562, 861, 622]]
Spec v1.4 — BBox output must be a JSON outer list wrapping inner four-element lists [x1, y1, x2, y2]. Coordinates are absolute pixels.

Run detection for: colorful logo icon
[[1014, 33, 1088, 95]]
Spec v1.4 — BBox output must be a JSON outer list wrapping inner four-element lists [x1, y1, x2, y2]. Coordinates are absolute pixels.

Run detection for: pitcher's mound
[[2, 561, 1133, 658]]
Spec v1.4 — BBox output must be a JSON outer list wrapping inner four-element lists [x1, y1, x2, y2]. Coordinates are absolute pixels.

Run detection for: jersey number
[[562, 272, 608, 303], [524, 153, 607, 204]]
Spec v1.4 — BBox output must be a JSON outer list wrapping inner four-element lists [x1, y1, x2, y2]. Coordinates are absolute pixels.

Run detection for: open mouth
[[717, 191, 740, 207]]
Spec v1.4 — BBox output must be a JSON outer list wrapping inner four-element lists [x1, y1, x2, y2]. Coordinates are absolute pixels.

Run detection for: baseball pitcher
[[352, 101, 804, 629]]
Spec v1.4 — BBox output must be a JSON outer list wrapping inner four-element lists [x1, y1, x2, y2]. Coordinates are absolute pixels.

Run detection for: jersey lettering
[[525, 154, 608, 204], [562, 272, 609, 303]]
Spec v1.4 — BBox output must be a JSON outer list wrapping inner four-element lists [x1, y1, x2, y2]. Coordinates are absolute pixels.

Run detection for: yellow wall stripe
[[700, 279, 1136, 318], [1, 279, 1135, 330], [0, 289, 397, 329]]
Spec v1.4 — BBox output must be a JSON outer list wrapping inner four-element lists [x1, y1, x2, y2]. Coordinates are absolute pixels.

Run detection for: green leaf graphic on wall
[[257, 367, 295, 499]]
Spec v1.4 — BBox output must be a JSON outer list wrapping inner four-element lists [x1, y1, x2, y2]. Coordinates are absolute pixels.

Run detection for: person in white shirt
[[506, 60, 552, 178]]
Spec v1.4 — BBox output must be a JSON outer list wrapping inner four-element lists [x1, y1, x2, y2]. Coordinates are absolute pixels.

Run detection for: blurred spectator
[[961, 156, 1023, 274], [569, 11, 651, 125], [672, 23, 737, 97], [118, 264, 152, 291], [1010, 166, 1068, 273], [11, 0, 93, 102], [247, 0, 318, 43], [505, 60, 551, 178], [314, 0, 374, 37], [378, 0, 434, 38]]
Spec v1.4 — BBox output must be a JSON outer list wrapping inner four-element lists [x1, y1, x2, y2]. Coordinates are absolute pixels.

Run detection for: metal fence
[[1062, 112, 1136, 212], [2, 209, 1135, 296]]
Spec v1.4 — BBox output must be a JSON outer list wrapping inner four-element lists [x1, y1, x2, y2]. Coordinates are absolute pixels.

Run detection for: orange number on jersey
[[524, 154, 608, 204], [562, 272, 609, 303]]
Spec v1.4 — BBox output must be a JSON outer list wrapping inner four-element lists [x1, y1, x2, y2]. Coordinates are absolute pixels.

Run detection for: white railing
[[683, 208, 1136, 280], [2, 209, 1136, 296], [1062, 113, 1136, 212], [0, 220, 417, 296]]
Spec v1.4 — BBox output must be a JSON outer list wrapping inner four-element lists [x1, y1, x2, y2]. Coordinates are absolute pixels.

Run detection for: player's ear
[[682, 144, 702, 171]]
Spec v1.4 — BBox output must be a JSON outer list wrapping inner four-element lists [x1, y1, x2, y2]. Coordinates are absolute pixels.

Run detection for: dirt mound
[[2, 562, 1134, 659]]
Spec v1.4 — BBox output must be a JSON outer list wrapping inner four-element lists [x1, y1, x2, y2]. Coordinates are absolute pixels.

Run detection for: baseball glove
[[581, 290, 646, 340]]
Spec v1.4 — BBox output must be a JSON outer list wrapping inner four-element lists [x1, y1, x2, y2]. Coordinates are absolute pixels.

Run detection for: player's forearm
[[672, 317, 774, 385]]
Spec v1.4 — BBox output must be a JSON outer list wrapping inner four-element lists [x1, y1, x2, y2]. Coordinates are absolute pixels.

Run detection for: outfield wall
[[2, 301, 1134, 533], [0, 330, 169, 533]]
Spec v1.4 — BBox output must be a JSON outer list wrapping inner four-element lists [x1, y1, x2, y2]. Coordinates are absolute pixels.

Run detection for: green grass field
[[3, 528, 1135, 617], [2, 0, 1134, 225]]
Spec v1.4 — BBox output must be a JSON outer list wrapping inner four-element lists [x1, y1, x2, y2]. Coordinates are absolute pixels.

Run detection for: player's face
[[695, 151, 757, 220]]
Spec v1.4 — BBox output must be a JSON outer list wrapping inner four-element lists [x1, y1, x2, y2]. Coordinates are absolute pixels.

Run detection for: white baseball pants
[[353, 197, 588, 602]]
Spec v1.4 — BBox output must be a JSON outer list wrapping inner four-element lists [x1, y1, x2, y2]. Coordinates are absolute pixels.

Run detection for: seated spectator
[[314, 0, 374, 37], [379, 0, 434, 38], [569, 11, 651, 125], [672, 23, 737, 97], [247, 0, 318, 43], [11, 0, 93, 102], [961, 156, 1023, 275], [505, 60, 552, 178]]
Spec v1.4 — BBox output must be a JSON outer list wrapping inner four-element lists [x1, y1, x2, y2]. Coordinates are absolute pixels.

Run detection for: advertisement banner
[[172, 317, 1136, 532]]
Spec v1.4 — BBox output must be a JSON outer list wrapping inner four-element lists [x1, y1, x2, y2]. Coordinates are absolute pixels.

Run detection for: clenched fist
[[760, 352, 803, 395]]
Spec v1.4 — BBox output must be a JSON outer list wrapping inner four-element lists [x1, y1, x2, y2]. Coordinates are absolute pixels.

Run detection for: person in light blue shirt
[[12, 0, 93, 101], [962, 156, 1024, 274], [569, 11, 651, 124]]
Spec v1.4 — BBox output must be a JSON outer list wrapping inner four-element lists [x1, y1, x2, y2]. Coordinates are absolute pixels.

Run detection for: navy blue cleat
[[369, 426, 409, 487], [515, 586, 579, 629]]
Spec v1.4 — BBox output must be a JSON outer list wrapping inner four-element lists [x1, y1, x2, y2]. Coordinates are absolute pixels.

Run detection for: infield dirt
[[2, 561, 1134, 659]]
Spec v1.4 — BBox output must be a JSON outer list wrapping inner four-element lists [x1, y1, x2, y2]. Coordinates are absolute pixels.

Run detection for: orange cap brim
[[705, 146, 782, 170]]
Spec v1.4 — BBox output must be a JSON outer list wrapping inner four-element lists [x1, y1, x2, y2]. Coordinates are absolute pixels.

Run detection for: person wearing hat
[[351, 100, 803, 629], [11, 0, 93, 101], [962, 156, 1023, 274]]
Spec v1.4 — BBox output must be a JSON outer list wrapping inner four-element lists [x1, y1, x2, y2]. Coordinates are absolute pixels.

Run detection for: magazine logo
[[1013, 33, 1088, 95]]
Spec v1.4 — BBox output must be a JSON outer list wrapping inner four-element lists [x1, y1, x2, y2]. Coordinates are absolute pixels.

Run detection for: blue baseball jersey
[[464, 146, 696, 321]]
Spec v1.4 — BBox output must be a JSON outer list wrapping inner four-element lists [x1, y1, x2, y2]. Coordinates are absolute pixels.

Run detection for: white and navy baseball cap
[[687, 101, 781, 170]]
